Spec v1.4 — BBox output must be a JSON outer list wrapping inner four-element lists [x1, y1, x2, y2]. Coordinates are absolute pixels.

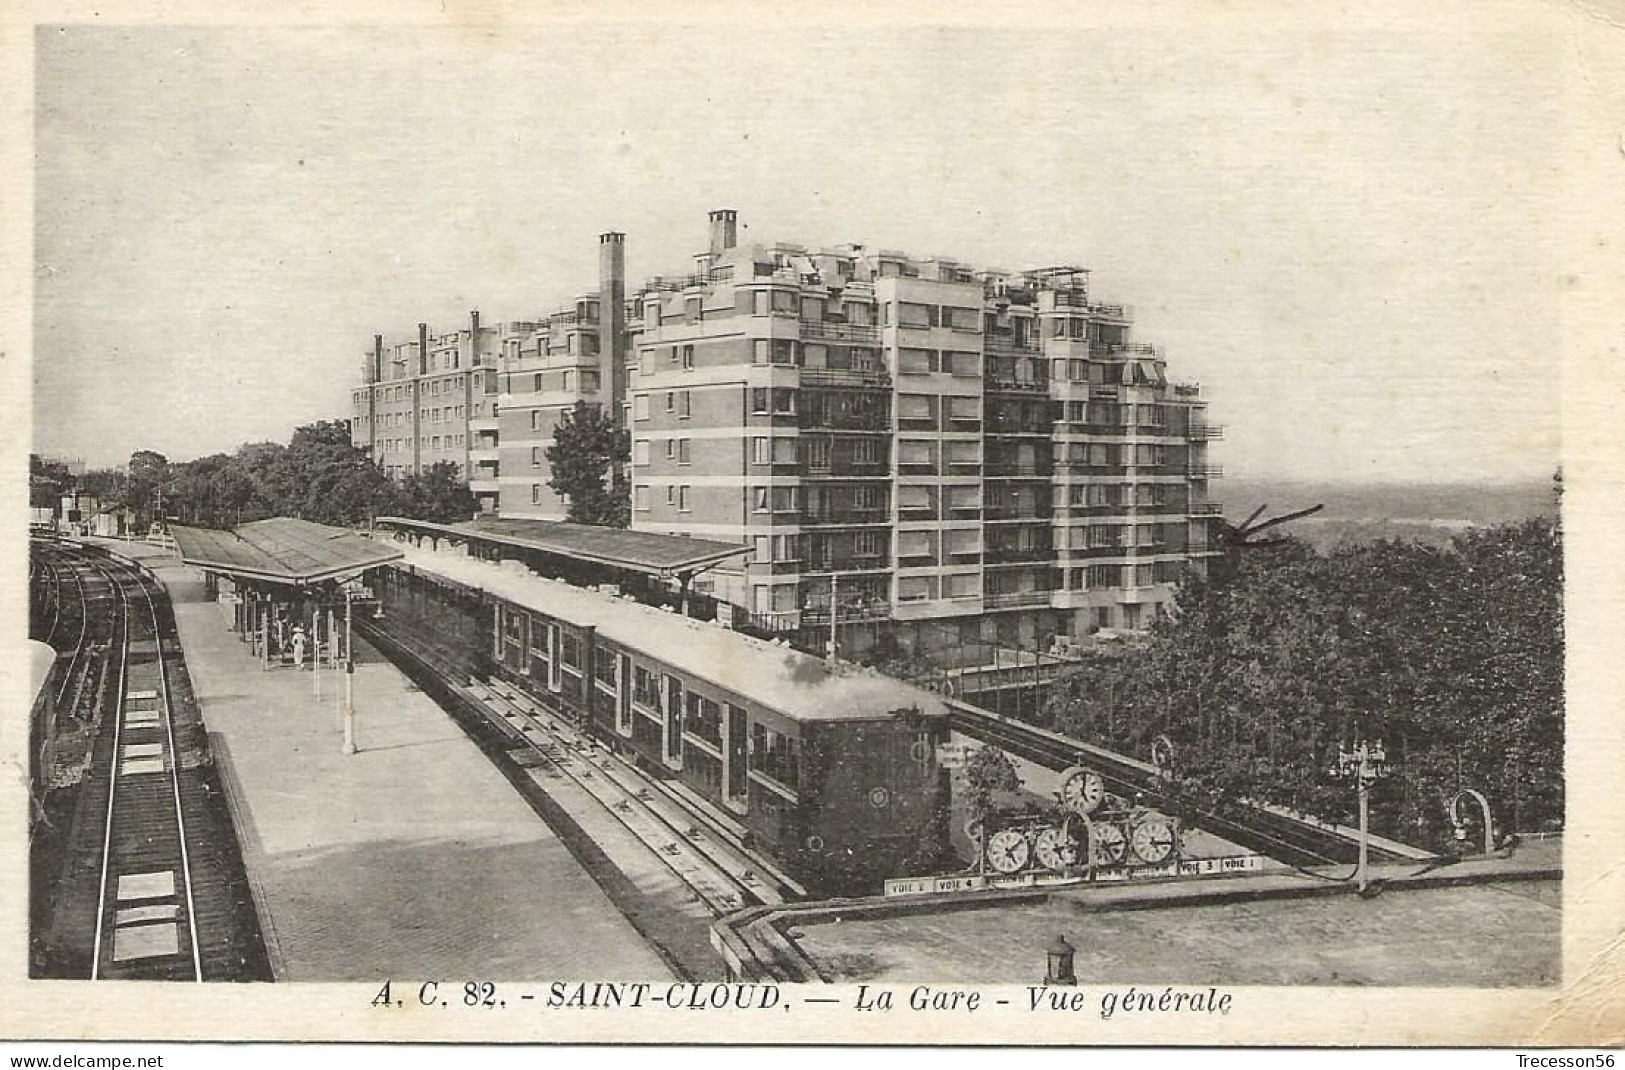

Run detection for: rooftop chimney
[[708, 209, 738, 256], [372, 334, 383, 383], [599, 232, 628, 427], [417, 322, 429, 376]]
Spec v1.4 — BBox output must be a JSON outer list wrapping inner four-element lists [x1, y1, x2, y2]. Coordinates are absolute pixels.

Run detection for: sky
[[31, 19, 1569, 484]]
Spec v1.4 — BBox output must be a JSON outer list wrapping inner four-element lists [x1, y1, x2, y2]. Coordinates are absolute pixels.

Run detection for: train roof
[[393, 543, 950, 725]]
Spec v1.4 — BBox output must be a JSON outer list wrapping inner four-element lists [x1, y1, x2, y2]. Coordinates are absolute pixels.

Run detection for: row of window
[[631, 439, 693, 466], [374, 434, 467, 453], [888, 302, 981, 331], [631, 485, 693, 512], [632, 390, 694, 421]]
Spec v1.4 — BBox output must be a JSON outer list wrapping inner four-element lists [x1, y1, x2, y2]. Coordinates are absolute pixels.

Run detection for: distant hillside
[[1217, 478, 1557, 549]]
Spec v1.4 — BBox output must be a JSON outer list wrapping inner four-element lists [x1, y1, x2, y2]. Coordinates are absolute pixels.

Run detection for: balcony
[[896, 506, 938, 523], [800, 365, 891, 389], [799, 411, 892, 432], [984, 375, 1049, 395], [986, 507, 1050, 522], [1188, 501, 1224, 516], [1171, 380, 1203, 398], [799, 320, 880, 344], [984, 462, 1053, 478], [984, 331, 1042, 356], [805, 555, 891, 573], [1187, 465, 1224, 480], [986, 422, 1052, 436], [1051, 292, 1134, 321], [802, 599, 892, 624], [985, 547, 1058, 565], [798, 508, 891, 526], [803, 460, 890, 478], [897, 554, 939, 570], [983, 589, 1054, 609], [1187, 422, 1225, 441]]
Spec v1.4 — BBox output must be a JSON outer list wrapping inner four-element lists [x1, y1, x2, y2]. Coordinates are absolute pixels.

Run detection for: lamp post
[[1045, 934, 1077, 986], [1330, 738, 1390, 894], [342, 583, 357, 755]]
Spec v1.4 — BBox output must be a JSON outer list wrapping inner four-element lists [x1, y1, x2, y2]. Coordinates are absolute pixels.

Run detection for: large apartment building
[[350, 311, 534, 514], [493, 212, 1224, 652]]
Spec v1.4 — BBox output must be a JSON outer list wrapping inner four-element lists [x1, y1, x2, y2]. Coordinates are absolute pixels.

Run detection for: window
[[899, 576, 937, 602], [678, 390, 691, 418], [531, 446, 542, 468], [944, 572, 979, 598], [634, 486, 649, 511], [898, 348, 935, 374], [677, 439, 691, 465], [633, 441, 650, 466], [945, 350, 979, 376], [531, 484, 541, 505], [753, 487, 770, 512], [947, 395, 980, 421], [634, 394, 650, 420], [752, 291, 770, 316], [751, 388, 769, 414], [682, 344, 694, 369], [898, 302, 933, 329], [898, 394, 937, 422], [941, 305, 979, 331], [899, 529, 936, 558], [666, 392, 675, 413], [752, 437, 771, 464], [678, 485, 690, 512], [639, 350, 654, 376]]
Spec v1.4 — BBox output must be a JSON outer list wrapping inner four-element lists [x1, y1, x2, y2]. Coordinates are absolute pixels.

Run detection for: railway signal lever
[[1329, 739, 1390, 896]]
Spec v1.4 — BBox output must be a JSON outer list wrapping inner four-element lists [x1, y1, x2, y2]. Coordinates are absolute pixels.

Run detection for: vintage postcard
[[1, 0, 1622, 1050]]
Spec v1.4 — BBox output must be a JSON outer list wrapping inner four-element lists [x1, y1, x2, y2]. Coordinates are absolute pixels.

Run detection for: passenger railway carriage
[[368, 543, 952, 896]]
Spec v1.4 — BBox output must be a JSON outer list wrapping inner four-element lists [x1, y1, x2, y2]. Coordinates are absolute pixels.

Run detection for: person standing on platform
[[291, 624, 309, 671]]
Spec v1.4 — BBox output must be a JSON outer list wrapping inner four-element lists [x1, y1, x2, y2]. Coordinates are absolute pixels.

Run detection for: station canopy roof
[[169, 517, 403, 586], [374, 515, 750, 578]]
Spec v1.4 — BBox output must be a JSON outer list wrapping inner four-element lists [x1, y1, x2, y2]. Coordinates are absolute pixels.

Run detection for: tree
[[29, 455, 72, 509], [1041, 520, 1563, 850], [397, 461, 475, 524], [545, 401, 630, 527], [961, 746, 1023, 827]]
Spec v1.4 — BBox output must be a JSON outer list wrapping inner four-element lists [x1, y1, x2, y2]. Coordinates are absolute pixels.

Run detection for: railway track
[[947, 700, 1434, 868], [29, 539, 271, 981]]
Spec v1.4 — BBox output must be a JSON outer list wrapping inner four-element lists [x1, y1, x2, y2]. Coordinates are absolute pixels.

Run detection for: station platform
[[87, 540, 672, 981]]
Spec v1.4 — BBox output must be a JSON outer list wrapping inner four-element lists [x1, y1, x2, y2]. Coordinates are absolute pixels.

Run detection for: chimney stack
[[708, 209, 738, 256], [417, 322, 429, 376], [599, 231, 628, 427], [372, 334, 383, 382]]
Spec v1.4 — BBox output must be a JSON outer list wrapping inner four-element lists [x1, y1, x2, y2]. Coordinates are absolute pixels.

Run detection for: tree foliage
[[1040, 520, 1563, 850], [545, 401, 631, 527], [56, 418, 477, 532]]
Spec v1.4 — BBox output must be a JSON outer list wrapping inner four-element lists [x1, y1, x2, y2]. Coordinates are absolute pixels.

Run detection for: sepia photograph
[[4, 0, 1622, 1051]]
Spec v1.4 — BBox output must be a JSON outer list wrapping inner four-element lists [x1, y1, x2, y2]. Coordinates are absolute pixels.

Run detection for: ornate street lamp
[[1329, 739, 1390, 894], [1045, 934, 1078, 986]]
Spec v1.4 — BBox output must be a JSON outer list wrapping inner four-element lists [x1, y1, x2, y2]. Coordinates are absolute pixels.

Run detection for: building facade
[[492, 212, 1224, 651], [350, 311, 531, 514]]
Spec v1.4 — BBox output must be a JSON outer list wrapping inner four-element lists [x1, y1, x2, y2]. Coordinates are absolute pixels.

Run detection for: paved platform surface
[[796, 845, 1562, 986], [93, 541, 671, 981]]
